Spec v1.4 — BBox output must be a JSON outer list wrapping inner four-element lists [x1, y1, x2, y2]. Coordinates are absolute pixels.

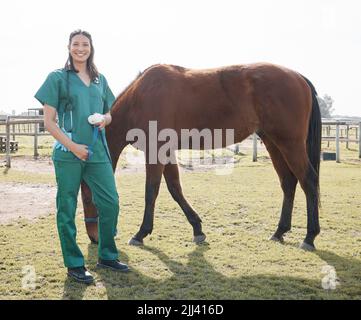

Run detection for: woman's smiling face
[[69, 34, 91, 64]]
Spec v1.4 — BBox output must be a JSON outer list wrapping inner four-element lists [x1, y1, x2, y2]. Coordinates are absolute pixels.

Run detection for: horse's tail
[[302, 75, 322, 207]]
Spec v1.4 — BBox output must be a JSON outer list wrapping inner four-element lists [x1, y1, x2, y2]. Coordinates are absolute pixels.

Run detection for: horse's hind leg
[[129, 163, 164, 246], [277, 142, 320, 251], [261, 136, 297, 243], [163, 163, 206, 244]]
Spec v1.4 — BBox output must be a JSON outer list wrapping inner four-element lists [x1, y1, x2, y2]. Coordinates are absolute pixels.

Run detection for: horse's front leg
[[129, 163, 164, 246], [163, 163, 206, 244]]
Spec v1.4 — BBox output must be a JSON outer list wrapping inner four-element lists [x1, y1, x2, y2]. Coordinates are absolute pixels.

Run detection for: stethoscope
[[62, 105, 73, 132], [62, 70, 100, 133], [62, 70, 73, 132]]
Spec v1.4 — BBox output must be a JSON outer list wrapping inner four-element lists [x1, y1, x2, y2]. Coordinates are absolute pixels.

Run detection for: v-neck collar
[[74, 72, 91, 88], [65, 69, 100, 88]]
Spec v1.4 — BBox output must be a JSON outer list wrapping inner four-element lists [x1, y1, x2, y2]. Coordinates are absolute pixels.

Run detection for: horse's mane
[[113, 70, 143, 103], [111, 64, 186, 113], [113, 64, 163, 104]]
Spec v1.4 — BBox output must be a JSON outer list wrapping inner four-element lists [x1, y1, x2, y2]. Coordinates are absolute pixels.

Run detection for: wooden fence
[[1, 115, 360, 168], [321, 121, 361, 162], [0, 115, 50, 167]]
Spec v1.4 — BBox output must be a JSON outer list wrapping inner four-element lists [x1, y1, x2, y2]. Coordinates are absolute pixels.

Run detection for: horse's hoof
[[128, 237, 144, 246], [269, 235, 284, 243], [193, 234, 206, 244], [299, 241, 316, 251]]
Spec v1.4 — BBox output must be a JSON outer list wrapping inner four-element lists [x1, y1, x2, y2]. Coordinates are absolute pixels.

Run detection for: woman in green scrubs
[[35, 29, 129, 284]]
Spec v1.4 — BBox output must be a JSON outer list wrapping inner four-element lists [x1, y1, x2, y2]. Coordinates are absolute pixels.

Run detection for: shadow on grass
[[61, 243, 99, 300], [62, 276, 88, 300], [60, 241, 361, 300], [315, 250, 361, 295]]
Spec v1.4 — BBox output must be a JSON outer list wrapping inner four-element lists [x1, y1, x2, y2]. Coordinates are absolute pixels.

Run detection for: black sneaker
[[67, 266, 94, 284], [97, 259, 130, 272]]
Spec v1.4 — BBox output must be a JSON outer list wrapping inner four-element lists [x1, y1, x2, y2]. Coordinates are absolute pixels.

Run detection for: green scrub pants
[[54, 160, 119, 268]]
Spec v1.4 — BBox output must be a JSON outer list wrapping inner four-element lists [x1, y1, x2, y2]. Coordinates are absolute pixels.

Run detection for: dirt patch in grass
[[0, 156, 55, 174], [0, 182, 56, 224], [0, 146, 256, 224], [0, 155, 240, 225]]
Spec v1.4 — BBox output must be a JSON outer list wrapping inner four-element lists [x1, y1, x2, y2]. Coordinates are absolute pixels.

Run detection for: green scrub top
[[35, 68, 115, 163]]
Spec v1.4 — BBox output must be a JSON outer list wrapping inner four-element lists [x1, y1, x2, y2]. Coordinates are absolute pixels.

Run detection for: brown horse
[[81, 63, 321, 251]]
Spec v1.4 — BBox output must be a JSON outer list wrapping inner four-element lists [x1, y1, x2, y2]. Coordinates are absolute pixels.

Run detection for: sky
[[1, 0, 360, 116]]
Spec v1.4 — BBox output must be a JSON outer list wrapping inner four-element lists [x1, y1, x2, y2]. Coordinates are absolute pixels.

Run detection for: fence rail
[[1, 115, 360, 168], [322, 120, 361, 162], [0, 115, 50, 167]]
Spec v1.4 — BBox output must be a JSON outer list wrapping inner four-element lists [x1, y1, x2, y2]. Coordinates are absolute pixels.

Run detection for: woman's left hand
[[94, 113, 111, 130], [95, 118, 107, 130]]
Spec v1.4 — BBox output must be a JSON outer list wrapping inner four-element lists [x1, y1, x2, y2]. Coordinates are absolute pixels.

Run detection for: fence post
[[336, 122, 340, 163], [346, 124, 349, 149], [12, 123, 16, 142], [327, 125, 330, 147], [359, 122, 361, 159], [34, 122, 39, 158], [6, 116, 11, 168], [252, 133, 257, 162], [11, 111, 16, 141]]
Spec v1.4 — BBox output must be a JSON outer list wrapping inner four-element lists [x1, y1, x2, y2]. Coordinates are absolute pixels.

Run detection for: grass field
[[0, 139, 361, 300]]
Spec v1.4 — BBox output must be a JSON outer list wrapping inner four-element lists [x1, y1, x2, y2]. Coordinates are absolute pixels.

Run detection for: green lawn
[[1, 145, 361, 299]]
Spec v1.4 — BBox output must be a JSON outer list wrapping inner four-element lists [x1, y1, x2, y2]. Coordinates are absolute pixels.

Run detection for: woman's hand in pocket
[[70, 143, 89, 161]]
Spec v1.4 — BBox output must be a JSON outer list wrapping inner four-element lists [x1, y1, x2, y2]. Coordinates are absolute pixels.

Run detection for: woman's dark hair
[[65, 29, 99, 81]]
